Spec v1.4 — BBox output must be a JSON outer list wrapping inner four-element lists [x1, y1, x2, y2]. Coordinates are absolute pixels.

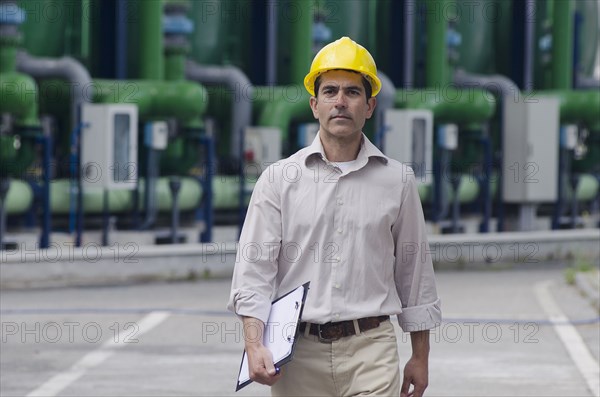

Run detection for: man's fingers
[[400, 376, 411, 397]]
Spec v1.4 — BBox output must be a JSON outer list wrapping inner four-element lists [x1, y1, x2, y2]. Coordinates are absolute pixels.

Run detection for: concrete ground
[[1, 263, 599, 396]]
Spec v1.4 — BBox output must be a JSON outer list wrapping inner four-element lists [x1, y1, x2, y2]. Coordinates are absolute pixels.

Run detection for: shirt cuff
[[227, 289, 272, 324], [397, 298, 442, 332]]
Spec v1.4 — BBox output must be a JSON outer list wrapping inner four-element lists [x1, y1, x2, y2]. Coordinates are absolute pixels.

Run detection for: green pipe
[[395, 88, 496, 126], [80, 0, 90, 61], [50, 177, 202, 214], [92, 80, 208, 123], [417, 174, 482, 204], [128, 0, 164, 80], [0, 72, 39, 127], [2, 179, 33, 214], [213, 175, 253, 209], [551, 0, 574, 89], [164, 50, 186, 81], [255, 86, 313, 143], [49, 176, 255, 213], [563, 174, 600, 202], [289, 0, 313, 84], [540, 90, 600, 130], [424, 0, 451, 87], [19, 0, 66, 57]]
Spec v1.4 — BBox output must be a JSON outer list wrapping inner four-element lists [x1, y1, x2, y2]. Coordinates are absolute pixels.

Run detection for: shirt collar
[[304, 131, 389, 167]]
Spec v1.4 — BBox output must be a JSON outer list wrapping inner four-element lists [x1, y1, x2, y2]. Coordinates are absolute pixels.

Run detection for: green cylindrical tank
[[18, 0, 66, 57], [317, 0, 369, 47], [494, 0, 514, 78], [188, 0, 250, 69], [2, 179, 34, 214], [127, 0, 164, 80], [395, 88, 496, 126], [575, 0, 599, 77], [454, 0, 496, 74], [551, 0, 574, 89], [277, 0, 313, 84], [213, 175, 253, 209], [563, 173, 600, 202], [0, 72, 39, 127], [50, 177, 203, 214]]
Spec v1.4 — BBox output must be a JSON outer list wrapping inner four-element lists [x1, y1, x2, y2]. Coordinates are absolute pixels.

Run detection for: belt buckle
[[317, 323, 340, 343]]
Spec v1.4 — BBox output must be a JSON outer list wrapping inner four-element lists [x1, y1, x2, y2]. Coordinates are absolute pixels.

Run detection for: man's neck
[[320, 133, 362, 162]]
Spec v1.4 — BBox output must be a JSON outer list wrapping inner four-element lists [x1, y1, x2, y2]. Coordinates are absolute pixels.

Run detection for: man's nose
[[334, 93, 347, 108]]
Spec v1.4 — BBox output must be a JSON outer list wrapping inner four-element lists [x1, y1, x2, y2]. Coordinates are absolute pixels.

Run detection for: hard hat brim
[[304, 68, 382, 97]]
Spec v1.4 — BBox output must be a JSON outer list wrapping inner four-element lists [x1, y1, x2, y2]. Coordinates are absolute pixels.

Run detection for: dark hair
[[314, 70, 373, 101]]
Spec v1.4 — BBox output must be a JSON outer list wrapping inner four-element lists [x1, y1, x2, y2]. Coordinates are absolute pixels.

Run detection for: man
[[228, 37, 441, 397]]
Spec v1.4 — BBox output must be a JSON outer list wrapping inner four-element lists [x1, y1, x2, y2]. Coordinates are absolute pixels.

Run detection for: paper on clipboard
[[236, 282, 310, 391]]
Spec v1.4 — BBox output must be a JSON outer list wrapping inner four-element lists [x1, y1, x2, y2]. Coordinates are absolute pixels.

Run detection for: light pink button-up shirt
[[227, 133, 441, 332]]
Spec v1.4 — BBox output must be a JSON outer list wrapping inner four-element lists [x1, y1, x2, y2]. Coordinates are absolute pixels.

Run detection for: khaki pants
[[271, 319, 400, 397]]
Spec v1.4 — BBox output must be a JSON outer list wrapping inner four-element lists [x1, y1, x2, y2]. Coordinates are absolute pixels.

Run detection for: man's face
[[309, 70, 377, 141]]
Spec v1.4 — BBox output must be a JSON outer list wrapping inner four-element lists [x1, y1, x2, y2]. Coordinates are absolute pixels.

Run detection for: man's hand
[[242, 316, 282, 386], [401, 330, 430, 397], [246, 342, 282, 386], [400, 355, 428, 397]]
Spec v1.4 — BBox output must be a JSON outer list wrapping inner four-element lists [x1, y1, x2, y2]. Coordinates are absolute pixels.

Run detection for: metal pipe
[[425, 0, 450, 86], [288, 0, 313, 84], [523, 0, 536, 91], [453, 69, 520, 99], [0, 178, 10, 251], [403, 0, 415, 89], [551, 0, 574, 89], [266, 0, 278, 85], [169, 177, 181, 244], [185, 60, 253, 160], [16, 51, 93, 132], [138, 149, 159, 230]]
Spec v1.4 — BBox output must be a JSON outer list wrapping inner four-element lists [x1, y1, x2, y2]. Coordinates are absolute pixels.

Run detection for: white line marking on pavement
[[26, 311, 170, 397], [534, 281, 600, 397]]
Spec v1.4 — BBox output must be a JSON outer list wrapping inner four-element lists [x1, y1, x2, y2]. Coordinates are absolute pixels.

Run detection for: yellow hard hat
[[304, 36, 382, 97]]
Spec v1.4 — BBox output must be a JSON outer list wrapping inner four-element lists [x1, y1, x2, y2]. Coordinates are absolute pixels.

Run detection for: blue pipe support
[[198, 135, 214, 243], [34, 134, 52, 248]]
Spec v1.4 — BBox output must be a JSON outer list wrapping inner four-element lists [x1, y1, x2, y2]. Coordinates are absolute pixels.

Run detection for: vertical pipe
[[425, 0, 450, 87], [523, 0, 535, 91], [136, 0, 164, 80], [288, 0, 313, 84], [551, 0, 574, 89], [403, 0, 416, 89], [80, 0, 90, 61], [266, 0, 278, 85]]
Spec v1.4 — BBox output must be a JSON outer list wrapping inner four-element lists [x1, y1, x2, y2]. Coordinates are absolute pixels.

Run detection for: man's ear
[[365, 97, 377, 119], [309, 96, 319, 119]]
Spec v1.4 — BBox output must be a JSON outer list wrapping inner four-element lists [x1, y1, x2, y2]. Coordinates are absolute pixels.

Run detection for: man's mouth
[[331, 115, 351, 120]]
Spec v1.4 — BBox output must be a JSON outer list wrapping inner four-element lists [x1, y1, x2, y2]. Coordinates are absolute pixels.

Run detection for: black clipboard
[[235, 282, 310, 391]]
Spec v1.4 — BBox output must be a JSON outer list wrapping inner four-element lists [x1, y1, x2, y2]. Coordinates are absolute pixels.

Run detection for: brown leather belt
[[299, 315, 390, 342]]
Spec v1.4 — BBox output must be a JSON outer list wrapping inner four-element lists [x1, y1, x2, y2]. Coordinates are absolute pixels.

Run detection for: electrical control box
[[384, 109, 433, 184], [144, 121, 168, 150], [244, 127, 282, 176], [81, 104, 138, 190], [502, 97, 559, 203]]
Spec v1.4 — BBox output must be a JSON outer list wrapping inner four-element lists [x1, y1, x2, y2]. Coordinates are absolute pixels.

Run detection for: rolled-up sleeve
[[226, 168, 282, 324], [392, 172, 442, 332]]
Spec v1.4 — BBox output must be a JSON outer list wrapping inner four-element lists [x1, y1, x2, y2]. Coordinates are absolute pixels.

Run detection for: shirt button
[[334, 283, 341, 289], [337, 199, 343, 206], [336, 228, 343, 234], [335, 255, 340, 262], [334, 313, 340, 319]]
